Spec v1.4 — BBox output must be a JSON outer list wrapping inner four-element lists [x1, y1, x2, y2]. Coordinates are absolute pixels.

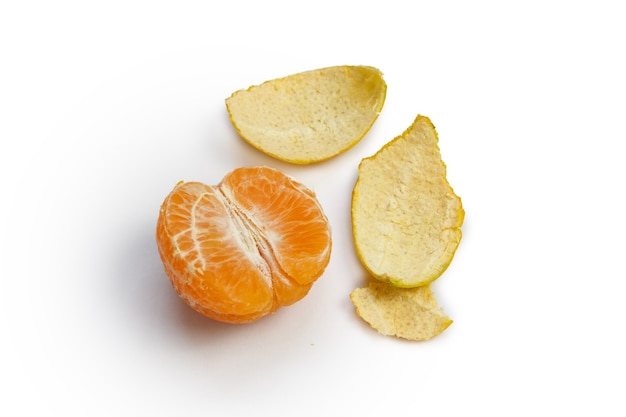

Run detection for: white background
[[2, 1, 625, 415]]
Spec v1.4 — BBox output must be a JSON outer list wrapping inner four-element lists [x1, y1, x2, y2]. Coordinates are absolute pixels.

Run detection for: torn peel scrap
[[350, 282, 452, 341]]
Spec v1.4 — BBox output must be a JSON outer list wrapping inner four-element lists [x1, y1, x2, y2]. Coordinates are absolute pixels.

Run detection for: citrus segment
[[156, 166, 332, 323], [350, 282, 452, 341], [351, 115, 464, 288], [220, 167, 331, 284], [225, 65, 387, 164]]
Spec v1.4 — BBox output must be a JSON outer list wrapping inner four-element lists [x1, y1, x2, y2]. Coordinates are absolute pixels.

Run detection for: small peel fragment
[[350, 282, 452, 341]]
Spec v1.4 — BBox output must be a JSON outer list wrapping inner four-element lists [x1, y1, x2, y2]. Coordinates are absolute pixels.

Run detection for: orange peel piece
[[226, 65, 386, 164], [350, 282, 452, 341], [351, 115, 464, 288]]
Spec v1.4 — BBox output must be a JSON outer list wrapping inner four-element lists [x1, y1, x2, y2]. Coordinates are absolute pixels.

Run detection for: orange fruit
[[156, 166, 332, 324]]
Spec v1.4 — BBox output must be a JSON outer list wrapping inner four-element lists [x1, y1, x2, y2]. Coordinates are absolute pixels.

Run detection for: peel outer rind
[[226, 65, 387, 164], [351, 115, 464, 288]]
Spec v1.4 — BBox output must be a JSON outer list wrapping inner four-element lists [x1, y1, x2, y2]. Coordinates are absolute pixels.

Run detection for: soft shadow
[[111, 221, 322, 396]]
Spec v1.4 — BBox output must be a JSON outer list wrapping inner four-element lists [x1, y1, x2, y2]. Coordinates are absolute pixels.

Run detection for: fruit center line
[[217, 187, 290, 288]]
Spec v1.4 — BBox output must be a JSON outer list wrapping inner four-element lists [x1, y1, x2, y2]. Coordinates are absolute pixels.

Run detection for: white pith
[[215, 185, 289, 289]]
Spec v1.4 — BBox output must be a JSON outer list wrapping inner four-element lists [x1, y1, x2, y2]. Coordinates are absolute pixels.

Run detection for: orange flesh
[[156, 166, 332, 323]]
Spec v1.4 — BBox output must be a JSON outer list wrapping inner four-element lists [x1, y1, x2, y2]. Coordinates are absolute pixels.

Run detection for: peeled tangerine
[[350, 115, 464, 340], [156, 166, 332, 324], [226, 65, 386, 164]]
